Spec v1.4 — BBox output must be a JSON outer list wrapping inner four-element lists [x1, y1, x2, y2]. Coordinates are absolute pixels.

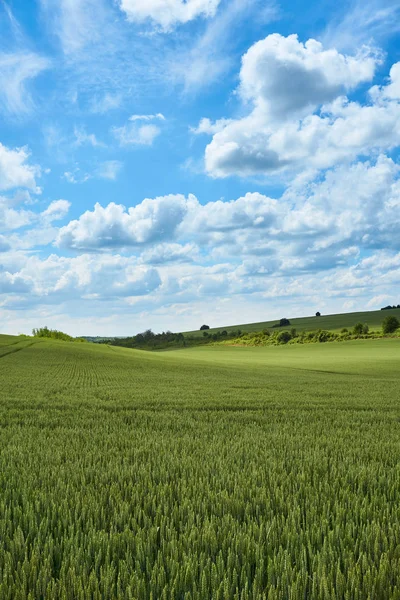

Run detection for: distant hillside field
[[0, 334, 400, 598], [183, 307, 400, 337]]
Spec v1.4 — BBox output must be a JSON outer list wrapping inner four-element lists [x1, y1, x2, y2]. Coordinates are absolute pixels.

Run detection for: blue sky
[[0, 0, 400, 335]]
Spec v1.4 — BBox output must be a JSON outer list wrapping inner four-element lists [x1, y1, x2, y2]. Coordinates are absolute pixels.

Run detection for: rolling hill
[[183, 307, 400, 337]]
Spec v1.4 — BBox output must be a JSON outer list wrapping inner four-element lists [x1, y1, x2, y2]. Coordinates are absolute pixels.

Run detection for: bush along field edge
[[217, 315, 400, 347], [27, 315, 400, 350]]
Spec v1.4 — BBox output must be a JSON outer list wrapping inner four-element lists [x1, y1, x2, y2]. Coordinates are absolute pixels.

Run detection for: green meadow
[[0, 334, 400, 598], [183, 307, 400, 337]]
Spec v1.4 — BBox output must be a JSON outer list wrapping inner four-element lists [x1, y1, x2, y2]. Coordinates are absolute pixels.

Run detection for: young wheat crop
[[0, 337, 399, 599]]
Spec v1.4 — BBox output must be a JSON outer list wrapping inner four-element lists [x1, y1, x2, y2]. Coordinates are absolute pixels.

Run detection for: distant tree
[[202, 331, 209, 337], [290, 328, 297, 338], [353, 322, 364, 335], [279, 318, 290, 327], [141, 329, 154, 342], [362, 323, 369, 334], [200, 324, 210, 330], [382, 315, 400, 334], [315, 311, 321, 317]]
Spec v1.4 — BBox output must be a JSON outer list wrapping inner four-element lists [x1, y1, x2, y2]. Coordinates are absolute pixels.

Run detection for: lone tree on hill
[[200, 324, 210, 331], [382, 315, 400, 334], [279, 318, 290, 327], [316, 311, 321, 317]]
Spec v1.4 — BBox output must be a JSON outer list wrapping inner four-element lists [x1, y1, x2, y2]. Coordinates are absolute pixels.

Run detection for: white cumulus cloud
[[239, 34, 378, 122], [56, 194, 193, 250], [0, 143, 42, 192], [198, 34, 398, 178]]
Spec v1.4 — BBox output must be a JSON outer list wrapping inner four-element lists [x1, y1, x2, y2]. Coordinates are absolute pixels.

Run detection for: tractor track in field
[[0, 341, 39, 360]]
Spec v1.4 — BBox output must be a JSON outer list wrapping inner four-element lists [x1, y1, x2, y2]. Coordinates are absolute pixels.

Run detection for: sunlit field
[[183, 307, 400, 337], [0, 336, 399, 599]]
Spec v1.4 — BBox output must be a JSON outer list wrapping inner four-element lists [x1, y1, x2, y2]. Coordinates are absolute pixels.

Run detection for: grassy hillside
[[0, 336, 399, 598], [183, 307, 400, 337], [0, 333, 28, 346]]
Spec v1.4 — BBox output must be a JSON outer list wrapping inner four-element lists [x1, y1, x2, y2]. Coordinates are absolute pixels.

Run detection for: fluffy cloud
[[118, 0, 221, 30], [196, 35, 400, 178], [0, 143, 42, 192], [57, 194, 193, 250], [41, 200, 71, 223], [240, 34, 377, 121], [184, 192, 281, 236], [112, 114, 165, 146], [371, 61, 400, 100], [0, 51, 50, 115]]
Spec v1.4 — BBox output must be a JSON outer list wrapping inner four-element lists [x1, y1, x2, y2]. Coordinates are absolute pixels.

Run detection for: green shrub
[[316, 330, 329, 342], [353, 322, 364, 335], [277, 331, 292, 344], [382, 315, 400, 334], [32, 327, 78, 342]]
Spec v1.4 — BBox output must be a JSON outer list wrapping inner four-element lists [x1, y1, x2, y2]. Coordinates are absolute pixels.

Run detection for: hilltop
[[182, 307, 400, 338]]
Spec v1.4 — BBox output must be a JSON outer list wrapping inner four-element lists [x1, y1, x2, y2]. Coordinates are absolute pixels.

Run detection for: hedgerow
[[219, 325, 400, 347]]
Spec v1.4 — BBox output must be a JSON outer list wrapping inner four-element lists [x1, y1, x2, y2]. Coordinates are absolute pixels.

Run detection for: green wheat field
[[0, 333, 400, 599]]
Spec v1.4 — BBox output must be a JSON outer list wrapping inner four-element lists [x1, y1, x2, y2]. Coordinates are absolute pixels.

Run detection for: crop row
[[0, 340, 399, 598]]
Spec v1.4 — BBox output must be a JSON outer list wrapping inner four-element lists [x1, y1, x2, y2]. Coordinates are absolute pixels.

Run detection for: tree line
[[32, 327, 86, 342]]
